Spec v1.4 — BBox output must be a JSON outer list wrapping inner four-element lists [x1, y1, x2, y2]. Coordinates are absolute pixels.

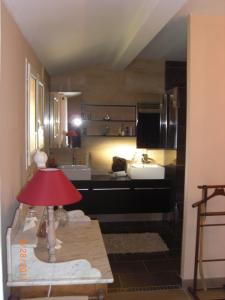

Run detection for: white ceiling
[[139, 0, 225, 61], [3, 0, 225, 75]]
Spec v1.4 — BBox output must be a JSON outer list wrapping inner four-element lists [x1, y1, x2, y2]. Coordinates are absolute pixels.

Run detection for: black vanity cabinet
[[67, 177, 172, 214], [130, 180, 172, 213]]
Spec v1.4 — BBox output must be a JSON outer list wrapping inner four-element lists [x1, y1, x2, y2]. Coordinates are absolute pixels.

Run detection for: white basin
[[59, 164, 91, 180], [127, 164, 165, 179]]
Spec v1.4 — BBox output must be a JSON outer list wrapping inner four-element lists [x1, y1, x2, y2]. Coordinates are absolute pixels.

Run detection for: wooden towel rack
[[188, 185, 225, 300]]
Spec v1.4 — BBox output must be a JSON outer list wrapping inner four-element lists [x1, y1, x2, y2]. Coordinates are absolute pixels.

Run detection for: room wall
[[181, 15, 225, 281], [51, 59, 165, 98], [0, 1, 4, 298], [51, 59, 166, 170], [0, 3, 48, 296]]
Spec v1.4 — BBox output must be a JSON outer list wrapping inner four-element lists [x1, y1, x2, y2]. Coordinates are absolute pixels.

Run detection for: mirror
[[136, 99, 167, 149], [136, 90, 179, 150], [165, 89, 178, 149], [49, 91, 82, 149]]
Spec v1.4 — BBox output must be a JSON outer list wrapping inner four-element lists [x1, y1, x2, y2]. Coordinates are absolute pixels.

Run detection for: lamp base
[[47, 206, 56, 262]]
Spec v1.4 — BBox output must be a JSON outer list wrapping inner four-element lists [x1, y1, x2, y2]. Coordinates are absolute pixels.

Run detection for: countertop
[[91, 174, 130, 181], [72, 175, 171, 189]]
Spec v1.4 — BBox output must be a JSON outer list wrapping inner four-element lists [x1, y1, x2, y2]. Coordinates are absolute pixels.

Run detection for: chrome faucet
[[142, 154, 154, 164]]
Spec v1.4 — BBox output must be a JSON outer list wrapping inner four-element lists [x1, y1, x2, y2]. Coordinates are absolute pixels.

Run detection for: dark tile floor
[[100, 221, 182, 292]]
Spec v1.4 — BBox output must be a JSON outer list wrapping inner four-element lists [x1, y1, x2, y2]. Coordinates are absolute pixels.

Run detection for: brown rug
[[103, 233, 168, 254], [107, 289, 191, 300]]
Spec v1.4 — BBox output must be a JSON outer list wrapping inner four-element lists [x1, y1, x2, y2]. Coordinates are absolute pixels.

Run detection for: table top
[[35, 220, 113, 284]]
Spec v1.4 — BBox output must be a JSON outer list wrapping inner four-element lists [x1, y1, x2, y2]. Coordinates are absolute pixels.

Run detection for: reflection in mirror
[[26, 60, 45, 168], [49, 92, 82, 149], [136, 99, 166, 149], [165, 90, 178, 149]]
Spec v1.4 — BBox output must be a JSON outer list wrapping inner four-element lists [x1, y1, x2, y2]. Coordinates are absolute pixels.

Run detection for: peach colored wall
[[0, 3, 4, 297], [0, 3, 48, 296], [181, 15, 225, 281]]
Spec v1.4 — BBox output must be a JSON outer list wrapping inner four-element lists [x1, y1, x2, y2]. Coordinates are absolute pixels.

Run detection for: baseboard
[[182, 277, 225, 290]]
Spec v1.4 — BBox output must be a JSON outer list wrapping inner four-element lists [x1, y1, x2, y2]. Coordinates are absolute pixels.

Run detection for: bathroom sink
[[59, 164, 91, 180], [127, 164, 165, 179]]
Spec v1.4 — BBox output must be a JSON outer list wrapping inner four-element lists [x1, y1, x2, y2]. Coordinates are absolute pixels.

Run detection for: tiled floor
[[100, 220, 182, 292]]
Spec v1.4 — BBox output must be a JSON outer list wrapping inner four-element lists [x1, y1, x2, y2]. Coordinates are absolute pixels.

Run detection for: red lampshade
[[66, 129, 78, 137], [18, 168, 82, 206]]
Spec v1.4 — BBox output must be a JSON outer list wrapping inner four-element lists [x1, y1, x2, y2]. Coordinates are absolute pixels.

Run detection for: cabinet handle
[[133, 187, 170, 190], [92, 188, 130, 191], [78, 188, 89, 191]]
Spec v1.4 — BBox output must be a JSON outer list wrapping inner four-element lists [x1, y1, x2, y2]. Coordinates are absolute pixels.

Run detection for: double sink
[[127, 163, 165, 180], [59, 163, 165, 180]]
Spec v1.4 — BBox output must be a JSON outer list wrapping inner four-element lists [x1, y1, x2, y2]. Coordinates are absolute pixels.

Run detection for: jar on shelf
[[103, 113, 110, 121]]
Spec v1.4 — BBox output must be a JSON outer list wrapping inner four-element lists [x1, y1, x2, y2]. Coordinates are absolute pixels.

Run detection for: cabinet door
[[90, 188, 133, 214], [66, 188, 133, 214], [136, 101, 166, 149], [132, 187, 172, 212], [166, 90, 178, 149]]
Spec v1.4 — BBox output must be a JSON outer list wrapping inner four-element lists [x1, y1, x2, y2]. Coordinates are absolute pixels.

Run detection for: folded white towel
[[114, 170, 127, 177]]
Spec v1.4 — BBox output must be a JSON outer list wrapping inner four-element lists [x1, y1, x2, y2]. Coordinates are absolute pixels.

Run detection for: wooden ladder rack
[[188, 185, 225, 300]]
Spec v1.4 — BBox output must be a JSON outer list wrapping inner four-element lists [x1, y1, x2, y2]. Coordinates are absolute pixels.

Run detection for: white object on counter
[[113, 171, 127, 177], [68, 210, 91, 222]]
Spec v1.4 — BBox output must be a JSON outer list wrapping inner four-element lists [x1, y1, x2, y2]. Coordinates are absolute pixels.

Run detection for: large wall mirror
[[49, 91, 82, 149]]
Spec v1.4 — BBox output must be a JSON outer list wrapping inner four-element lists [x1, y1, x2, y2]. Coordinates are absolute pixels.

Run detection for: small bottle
[[125, 127, 129, 136], [129, 126, 133, 136], [120, 123, 125, 136], [82, 127, 87, 136]]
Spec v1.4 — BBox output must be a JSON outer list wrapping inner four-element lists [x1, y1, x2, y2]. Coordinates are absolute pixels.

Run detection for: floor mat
[[103, 232, 168, 254]]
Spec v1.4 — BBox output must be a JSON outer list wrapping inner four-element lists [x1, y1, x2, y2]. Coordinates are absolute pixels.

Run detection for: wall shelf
[[82, 135, 136, 137], [82, 119, 135, 123], [81, 104, 136, 137]]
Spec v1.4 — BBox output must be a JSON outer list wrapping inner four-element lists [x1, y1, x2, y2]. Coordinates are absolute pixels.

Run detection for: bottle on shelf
[[125, 127, 129, 136], [103, 113, 111, 121], [129, 126, 133, 136], [119, 123, 125, 136]]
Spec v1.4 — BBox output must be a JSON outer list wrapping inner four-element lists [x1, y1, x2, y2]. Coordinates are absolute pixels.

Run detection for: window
[[25, 60, 44, 168]]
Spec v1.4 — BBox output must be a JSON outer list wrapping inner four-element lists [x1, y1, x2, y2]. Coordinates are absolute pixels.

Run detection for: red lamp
[[17, 168, 82, 262]]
